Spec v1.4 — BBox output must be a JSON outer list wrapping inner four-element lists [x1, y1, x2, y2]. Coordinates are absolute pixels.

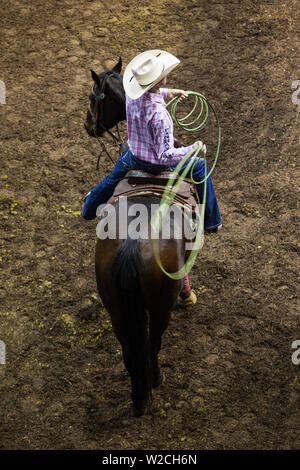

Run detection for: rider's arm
[[159, 87, 188, 101], [166, 89, 188, 101]]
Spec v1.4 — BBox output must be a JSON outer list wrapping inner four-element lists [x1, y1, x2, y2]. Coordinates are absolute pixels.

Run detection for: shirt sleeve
[[151, 115, 194, 166], [159, 88, 168, 100]]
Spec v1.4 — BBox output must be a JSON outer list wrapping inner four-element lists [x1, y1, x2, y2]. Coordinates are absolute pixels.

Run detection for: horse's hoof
[[132, 405, 146, 417], [178, 289, 197, 307], [152, 372, 165, 388]]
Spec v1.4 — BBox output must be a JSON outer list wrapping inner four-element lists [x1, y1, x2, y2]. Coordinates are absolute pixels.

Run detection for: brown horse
[[85, 60, 197, 417], [95, 195, 194, 416]]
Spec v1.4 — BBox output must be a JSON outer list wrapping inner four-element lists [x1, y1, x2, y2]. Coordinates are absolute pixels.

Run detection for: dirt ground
[[0, 0, 299, 450]]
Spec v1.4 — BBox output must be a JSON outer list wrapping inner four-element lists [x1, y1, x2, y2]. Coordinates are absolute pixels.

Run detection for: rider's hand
[[193, 140, 207, 154], [167, 89, 188, 102]]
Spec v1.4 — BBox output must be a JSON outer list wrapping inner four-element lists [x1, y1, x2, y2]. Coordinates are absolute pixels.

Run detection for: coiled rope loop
[[166, 91, 221, 183]]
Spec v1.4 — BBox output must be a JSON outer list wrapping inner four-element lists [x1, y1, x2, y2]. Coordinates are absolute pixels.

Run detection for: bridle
[[89, 72, 120, 140], [88, 72, 126, 168]]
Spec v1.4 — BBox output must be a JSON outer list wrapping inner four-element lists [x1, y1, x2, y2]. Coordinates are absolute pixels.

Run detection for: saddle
[[107, 170, 200, 212]]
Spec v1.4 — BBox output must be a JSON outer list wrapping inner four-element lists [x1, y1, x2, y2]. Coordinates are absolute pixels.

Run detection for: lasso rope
[[167, 91, 221, 183], [151, 91, 221, 280]]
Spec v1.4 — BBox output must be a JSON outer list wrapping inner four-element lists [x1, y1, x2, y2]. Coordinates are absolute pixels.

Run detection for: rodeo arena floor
[[0, 0, 299, 452]]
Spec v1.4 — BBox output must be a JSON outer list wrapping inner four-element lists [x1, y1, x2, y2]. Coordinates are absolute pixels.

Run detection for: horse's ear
[[91, 69, 101, 87], [112, 57, 122, 74]]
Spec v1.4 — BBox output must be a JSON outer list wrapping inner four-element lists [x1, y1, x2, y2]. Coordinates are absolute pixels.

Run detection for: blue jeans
[[82, 149, 221, 230]]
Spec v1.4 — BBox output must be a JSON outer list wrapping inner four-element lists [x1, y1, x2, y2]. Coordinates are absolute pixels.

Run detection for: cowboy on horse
[[82, 50, 222, 304]]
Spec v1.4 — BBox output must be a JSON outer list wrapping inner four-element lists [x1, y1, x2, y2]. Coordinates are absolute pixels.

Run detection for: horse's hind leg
[[113, 325, 150, 417], [124, 340, 151, 416], [150, 335, 164, 388], [149, 310, 171, 387]]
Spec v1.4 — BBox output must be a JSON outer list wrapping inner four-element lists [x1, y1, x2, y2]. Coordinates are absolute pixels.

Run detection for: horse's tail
[[111, 237, 152, 415]]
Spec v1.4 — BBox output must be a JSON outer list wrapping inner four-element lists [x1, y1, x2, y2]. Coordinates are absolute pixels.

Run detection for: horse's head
[[85, 58, 126, 138]]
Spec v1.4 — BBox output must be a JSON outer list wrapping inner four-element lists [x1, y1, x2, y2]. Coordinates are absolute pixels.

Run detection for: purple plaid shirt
[[126, 88, 194, 166]]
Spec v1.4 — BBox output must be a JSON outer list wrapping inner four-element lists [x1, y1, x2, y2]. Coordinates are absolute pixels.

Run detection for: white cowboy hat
[[123, 50, 180, 99]]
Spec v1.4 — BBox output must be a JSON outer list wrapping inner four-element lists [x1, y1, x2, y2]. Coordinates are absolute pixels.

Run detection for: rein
[[89, 72, 126, 169]]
